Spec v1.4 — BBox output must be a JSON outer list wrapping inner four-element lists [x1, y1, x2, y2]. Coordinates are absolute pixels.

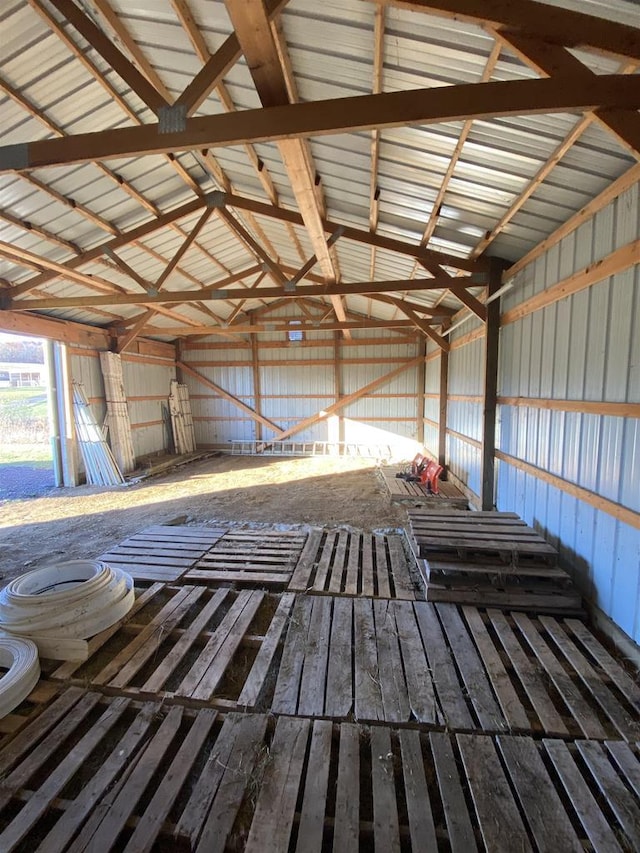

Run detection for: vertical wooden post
[[438, 346, 449, 469], [334, 331, 343, 443], [416, 336, 426, 445], [481, 258, 502, 510], [251, 316, 262, 442]]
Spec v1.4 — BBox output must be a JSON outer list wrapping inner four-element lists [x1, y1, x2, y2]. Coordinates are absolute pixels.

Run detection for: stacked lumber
[[99, 352, 135, 473], [407, 509, 582, 614], [169, 380, 196, 454]]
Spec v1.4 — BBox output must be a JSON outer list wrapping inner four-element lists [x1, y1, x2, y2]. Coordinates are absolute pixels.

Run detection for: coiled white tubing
[[0, 560, 134, 642], [0, 636, 40, 719]]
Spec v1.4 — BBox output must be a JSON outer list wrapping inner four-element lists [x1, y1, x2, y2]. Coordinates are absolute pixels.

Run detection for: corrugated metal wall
[[493, 183, 640, 644], [446, 321, 485, 502], [181, 321, 421, 456]]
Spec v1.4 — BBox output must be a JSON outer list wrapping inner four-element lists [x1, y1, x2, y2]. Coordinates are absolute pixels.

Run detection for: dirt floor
[[0, 454, 406, 584]]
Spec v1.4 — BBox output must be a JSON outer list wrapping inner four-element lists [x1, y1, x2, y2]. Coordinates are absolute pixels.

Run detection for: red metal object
[[396, 454, 443, 493]]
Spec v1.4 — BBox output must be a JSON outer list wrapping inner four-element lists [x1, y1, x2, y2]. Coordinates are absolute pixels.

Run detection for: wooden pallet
[[408, 509, 558, 562], [45, 583, 295, 709], [405, 509, 581, 612], [1, 693, 638, 852], [381, 466, 469, 508], [185, 529, 307, 587], [98, 524, 226, 582], [288, 528, 419, 599], [272, 597, 640, 739], [0, 681, 61, 747]]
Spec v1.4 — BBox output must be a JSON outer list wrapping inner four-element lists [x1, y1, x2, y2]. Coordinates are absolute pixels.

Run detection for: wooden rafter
[[225, 0, 352, 337], [115, 309, 156, 354], [132, 319, 419, 337], [155, 209, 214, 291], [219, 192, 486, 272], [46, 0, 167, 113], [496, 32, 640, 158], [470, 38, 638, 260], [5, 75, 639, 174], [9, 275, 474, 311], [369, 0, 640, 61]]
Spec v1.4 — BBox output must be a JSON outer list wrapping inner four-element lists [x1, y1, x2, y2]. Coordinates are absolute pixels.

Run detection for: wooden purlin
[[99, 352, 136, 474]]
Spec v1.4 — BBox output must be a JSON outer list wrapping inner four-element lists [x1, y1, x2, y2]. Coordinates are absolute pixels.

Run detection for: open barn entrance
[[0, 332, 55, 500]]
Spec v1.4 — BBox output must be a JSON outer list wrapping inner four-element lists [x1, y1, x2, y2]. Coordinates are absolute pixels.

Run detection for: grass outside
[[0, 386, 51, 460]]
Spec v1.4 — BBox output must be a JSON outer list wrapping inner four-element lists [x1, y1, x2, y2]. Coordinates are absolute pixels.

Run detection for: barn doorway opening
[[0, 332, 55, 500]]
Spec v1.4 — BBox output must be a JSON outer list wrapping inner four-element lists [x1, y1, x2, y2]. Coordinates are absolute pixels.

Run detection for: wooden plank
[[497, 736, 583, 852], [36, 702, 155, 853], [457, 734, 533, 852], [80, 706, 185, 852], [361, 534, 375, 596], [0, 687, 85, 777], [540, 615, 640, 741], [239, 592, 295, 707], [333, 724, 360, 853], [374, 600, 410, 723], [564, 618, 640, 713], [462, 606, 530, 731], [329, 531, 349, 594], [513, 612, 608, 739], [273, 595, 313, 714], [436, 603, 506, 731], [386, 534, 415, 599], [325, 597, 354, 717], [426, 585, 583, 612], [314, 531, 337, 591], [576, 740, 640, 849], [141, 588, 229, 693], [488, 609, 569, 737], [407, 509, 520, 520], [606, 741, 640, 798], [0, 696, 131, 852], [429, 732, 478, 853], [544, 739, 624, 853], [394, 601, 439, 724], [295, 720, 333, 853], [298, 596, 332, 716], [370, 726, 401, 853], [289, 528, 323, 590], [175, 712, 248, 846], [92, 586, 195, 686], [375, 535, 391, 598], [244, 717, 310, 853], [125, 709, 218, 853], [354, 598, 383, 721], [186, 570, 292, 584], [186, 590, 264, 700], [344, 531, 360, 596], [426, 558, 568, 579], [193, 713, 269, 853], [414, 601, 473, 729], [399, 730, 437, 851], [0, 691, 102, 811], [109, 586, 206, 689]]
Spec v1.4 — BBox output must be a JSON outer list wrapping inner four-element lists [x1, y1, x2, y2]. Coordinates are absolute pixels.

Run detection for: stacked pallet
[[407, 509, 582, 613]]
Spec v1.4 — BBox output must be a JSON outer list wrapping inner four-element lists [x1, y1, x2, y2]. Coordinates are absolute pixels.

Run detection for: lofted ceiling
[[0, 0, 639, 352]]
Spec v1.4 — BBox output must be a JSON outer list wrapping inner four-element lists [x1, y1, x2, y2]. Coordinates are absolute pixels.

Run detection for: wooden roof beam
[[369, 0, 640, 62], [46, 0, 168, 113], [8, 275, 471, 311], [5, 75, 640, 172]]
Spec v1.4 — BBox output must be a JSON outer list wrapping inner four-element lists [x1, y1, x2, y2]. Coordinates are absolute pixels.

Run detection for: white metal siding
[[497, 182, 640, 645]]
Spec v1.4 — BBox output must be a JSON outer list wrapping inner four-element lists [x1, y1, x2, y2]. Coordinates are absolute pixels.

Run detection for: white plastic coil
[[0, 636, 40, 719], [0, 560, 134, 644]]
